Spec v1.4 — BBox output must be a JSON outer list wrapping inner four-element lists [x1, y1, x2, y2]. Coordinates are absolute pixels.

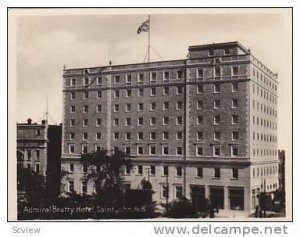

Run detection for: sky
[[11, 8, 292, 158]]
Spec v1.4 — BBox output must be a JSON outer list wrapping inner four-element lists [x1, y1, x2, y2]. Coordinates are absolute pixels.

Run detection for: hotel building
[[61, 41, 279, 216]]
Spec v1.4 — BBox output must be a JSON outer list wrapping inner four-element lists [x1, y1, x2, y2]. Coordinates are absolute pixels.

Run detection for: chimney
[[27, 118, 32, 125]]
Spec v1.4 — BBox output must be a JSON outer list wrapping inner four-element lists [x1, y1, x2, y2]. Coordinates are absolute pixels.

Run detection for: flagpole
[[148, 15, 150, 63]]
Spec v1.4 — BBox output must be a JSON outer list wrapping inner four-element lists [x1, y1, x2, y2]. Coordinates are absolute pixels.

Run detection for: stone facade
[[61, 41, 279, 217]]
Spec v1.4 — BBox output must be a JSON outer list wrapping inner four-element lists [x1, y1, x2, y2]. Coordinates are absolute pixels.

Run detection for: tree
[[164, 197, 198, 218], [80, 149, 131, 207]]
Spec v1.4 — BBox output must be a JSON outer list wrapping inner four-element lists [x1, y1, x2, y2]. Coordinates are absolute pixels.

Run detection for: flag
[[137, 19, 150, 34]]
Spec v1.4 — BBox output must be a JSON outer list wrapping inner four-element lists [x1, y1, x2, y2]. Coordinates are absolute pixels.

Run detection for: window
[[82, 145, 88, 154], [150, 88, 156, 96], [232, 66, 239, 76], [197, 116, 203, 124], [125, 165, 131, 175], [83, 77, 89, 85], [137, 146, 143, 155], [69, 180, 74, 192], [70, 78, 76, 86], [150, 117, 156, 125], [176, 101, 183, 110], [83, 105, 88, 113], [96, 118, 101, 127], [126, 89, 131, 97], [214, 67, 221, 77], [138, 132, 143, 140], [176, 167, 182, 177], [126, 74, 132, 84], [197, 167, 203, 177], [138, 117, 143, 126], [163, 87, 169, 95], [69, 144, 75, 154], [114, 104, 119, 112], [224, 49, 230, 55], [150, 132, 156, 140], [214, 84, 220, 93], [70, 132, 75, 140], [70, 92, 75, 100], [115, 76, 120, 84], [214, 131, 221, 140], [208, 49, 214, 56], [197, 68, 204, 78], [163, 166, 168, 176], [70, 119, 75, 127], [113, 132, 119, 140], [83, 91, 89, 99], [125, 132, 131, 140], [138, 88, 144, 97], [35, 150, 40, 161], [114, 90, 119, 98], [231, 146, 239, 156], [138, 103, 143, 111], [150, 146, 156, 155], [138, 73, 144, 83], [150, 166, 155, 175], [137, 166, 143, 175], [232, 82, 238, 92], [214, 100, 220, 109], [126, 118, 131, 126], [197, 146, 203, 156], [175, 186, 183, 199], [163, 131, 169, 140], [82, 181, 88, 194], [163, 102, 169, 110], [177, 71, 183, 79], [96, 132, 101, 140], [232, 99, 239, 108], [126, 103, 131, 112], [229, 189, 244, 210], [163, 146, 169, 155], [176, 86, 183, 95], [214, 168, 220, 178], [197, 100, 203, 110], [151, 72, 157, 81], [197, 131, 203, 140], [232, 168, 239, 179], [163, 117, 169, 125], [70, 106, 75, 113], [69, 163, 74, 173], [162, 185, 169, 198], [213, 146, 220, 156], [36, 130, 41, 136], [214, 115, 220, 125], [176, 116, 183, 125], [83, 133, 88, 140], [82, 164, 88, 173], [113, 118, 119, 126], [197, 84, 203, 94], [164, 71, 169, 80], [232, 115, 239, 124], [83, 119, 88, 127], [96, 104, 102, 113], [125, 146, 130, 155], [150, 102, 156, 111], [176, 131, 183, 140], [232, 131, 239, 140], [177, 147, 183, 155], [97, 77, 102, 85]]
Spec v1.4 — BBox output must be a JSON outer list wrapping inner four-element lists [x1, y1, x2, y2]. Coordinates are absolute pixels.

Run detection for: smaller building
[[17, 119, 62, 197]]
